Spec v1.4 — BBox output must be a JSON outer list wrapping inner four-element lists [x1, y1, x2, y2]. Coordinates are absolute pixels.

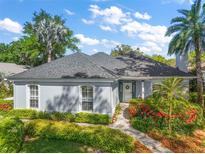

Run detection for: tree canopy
[[166, 0, 205, 106], [110, 44, 142, 57], [0, 10, 79, 66]]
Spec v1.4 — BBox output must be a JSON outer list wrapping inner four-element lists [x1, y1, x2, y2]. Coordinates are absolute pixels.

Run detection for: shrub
[[128, 106, 137, 117], [189, 92, 205, 103], [5, 109, 38, 119], [0, 117, 24, 152], [25, 120, 134, 153], [0, 82, 13, 99], [112, 104, 121, 123], [0, 99, 13, 104], [131, 117, 156, 133], [75, 112, 110, 124], [129, 98, 144, 106]]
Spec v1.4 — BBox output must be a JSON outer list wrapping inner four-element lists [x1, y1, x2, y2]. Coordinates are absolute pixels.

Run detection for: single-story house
[[9, 52, 193, 116]]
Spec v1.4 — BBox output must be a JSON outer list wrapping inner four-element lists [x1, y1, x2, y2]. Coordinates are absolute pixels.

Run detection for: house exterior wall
[[13, 80, 115, 116], [14, 83, 27, 108], [111, 81, 119, 114]]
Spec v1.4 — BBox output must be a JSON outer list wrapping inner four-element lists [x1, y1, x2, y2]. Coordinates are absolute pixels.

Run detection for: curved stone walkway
[[109, 103, 172, 153]]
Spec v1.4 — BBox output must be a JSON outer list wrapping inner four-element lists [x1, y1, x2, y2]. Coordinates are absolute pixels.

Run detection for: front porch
[[118, 80, 152, 102]]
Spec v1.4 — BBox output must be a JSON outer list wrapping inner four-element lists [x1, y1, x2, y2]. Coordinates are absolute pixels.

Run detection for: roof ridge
[[77, 52, 118, 77]]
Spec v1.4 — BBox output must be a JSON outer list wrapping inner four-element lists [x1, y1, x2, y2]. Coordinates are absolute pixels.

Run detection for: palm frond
[[171, 16, 188, 24], [177, 9, 189, 16]]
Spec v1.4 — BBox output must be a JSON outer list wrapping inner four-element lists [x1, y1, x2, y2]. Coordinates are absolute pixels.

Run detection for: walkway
[[109, 103, 172, 153]]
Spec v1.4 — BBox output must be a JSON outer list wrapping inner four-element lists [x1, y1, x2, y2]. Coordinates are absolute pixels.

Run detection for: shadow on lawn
[[21, 138, 96, 153]]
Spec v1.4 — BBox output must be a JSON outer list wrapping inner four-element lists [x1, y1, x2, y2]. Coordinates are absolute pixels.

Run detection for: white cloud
[[12, 37, 20, 41], [75, 33, 120, 47], [120, 21, 171, 55], [75, 34, 100, 45], [75, 33, 120, 55], [92, 48, 99, 53], [134, 12, 151, 20], [82, 18, 95, 25], [101, 39, 120, 47], [162, 0, 193, 4], [99, 25, 113, 31], [0, 18, 22, 34], [64, 9, 75, 15], [89, 5, 130, 25]]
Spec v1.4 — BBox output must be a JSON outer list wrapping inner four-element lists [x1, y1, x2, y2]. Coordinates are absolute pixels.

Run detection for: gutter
[[118, 76, 197, 80]]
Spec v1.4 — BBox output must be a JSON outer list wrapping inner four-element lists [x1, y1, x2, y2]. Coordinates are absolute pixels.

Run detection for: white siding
[[13, 81, 114, 116], [14, 84, 27, 108]]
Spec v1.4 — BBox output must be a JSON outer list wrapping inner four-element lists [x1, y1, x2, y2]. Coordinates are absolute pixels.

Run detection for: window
[[29, 85, 39, 108], [81, 86, 93, 111]]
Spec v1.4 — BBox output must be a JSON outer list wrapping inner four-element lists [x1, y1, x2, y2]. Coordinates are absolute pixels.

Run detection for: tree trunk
[[48, 52, 52, 63], [195, 38, 204, 110], [47, 43, 52, 63]]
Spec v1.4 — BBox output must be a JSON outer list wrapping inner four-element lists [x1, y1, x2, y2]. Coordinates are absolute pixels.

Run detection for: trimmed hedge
[[0, 117, 24, 153], [0, 109, 110, 124], [75, 112, 110, 124], [25, 120, 134, 153], [0, 99, 13, 104]]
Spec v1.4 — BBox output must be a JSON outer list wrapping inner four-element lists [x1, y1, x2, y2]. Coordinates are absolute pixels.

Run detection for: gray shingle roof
[[0, 62, 27, 77], [116, 54, 192, 77], [9, 51, 193, 80], [9, 52, 116, 79]]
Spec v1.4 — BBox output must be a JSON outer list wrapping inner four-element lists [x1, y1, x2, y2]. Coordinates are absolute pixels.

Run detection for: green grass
[[21, 138, 97, 153]]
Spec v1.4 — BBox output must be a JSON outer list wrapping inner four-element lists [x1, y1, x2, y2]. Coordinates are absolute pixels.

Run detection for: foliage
[[111, 44, 142, 57], [0, 99, 13, 104], [131, 116, 156, 133], [130, 78, 204, 135], [0, 82, 13, 99], [0, 10, 79, 67], [112, 104, 121, 123], [188, 51, 205, 69], [25, 119, 134, 153], [166, 0, 205, 107], [0, 117, 24, 153], [0, 109, 109, 124], [24, 10, 79, 63], [21, 138, 96, 153], [189, 92, 205, 103], [75, 112, 110, 124], [4, 109, 38, 119], [149, 55, 176, 67]]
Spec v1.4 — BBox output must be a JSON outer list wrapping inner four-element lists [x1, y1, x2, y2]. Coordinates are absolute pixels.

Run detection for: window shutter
[[119, 81, 123, 102], [132, 81, 136, 98]]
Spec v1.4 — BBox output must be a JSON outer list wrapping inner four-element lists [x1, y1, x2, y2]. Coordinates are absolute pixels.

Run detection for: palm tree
[[33, 18, 67, 62], [166, 0, 205, 109], [154, 78, 187, 134]]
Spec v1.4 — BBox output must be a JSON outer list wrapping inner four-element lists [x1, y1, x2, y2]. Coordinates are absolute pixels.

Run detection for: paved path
[[109, 103, 172, 153]]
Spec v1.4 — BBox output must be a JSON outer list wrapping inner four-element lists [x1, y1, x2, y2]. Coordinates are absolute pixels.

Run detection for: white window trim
[[26, 84, 40, 110], [79, 85, 95, 113]]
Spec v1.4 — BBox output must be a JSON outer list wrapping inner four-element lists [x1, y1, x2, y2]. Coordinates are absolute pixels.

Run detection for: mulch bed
[[148, 130, 205, 153], [134, 140, 152, 153]]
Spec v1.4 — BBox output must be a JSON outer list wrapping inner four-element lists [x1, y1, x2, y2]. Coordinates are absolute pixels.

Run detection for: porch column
[[141, 80, 145, 99]]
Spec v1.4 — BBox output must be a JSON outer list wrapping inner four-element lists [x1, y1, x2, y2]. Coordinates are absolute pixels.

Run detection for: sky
[[0, 0, 195, 58]]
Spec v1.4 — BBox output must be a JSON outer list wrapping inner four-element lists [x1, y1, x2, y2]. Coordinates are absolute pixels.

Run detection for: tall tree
[[149, 55, 176, 67], [166, 0, 205, 108], [111, 44, 142, 57], [24, 10, 79, 63]]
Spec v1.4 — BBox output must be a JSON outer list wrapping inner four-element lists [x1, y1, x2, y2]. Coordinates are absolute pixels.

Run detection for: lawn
[[21, 138, 96, 153]]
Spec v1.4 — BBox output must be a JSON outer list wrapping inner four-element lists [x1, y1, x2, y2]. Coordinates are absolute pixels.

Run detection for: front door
[[123, 82, 132, 102]]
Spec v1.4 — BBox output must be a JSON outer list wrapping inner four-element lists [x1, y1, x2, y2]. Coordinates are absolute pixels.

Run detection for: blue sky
[[0, 0, 194, 57]]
